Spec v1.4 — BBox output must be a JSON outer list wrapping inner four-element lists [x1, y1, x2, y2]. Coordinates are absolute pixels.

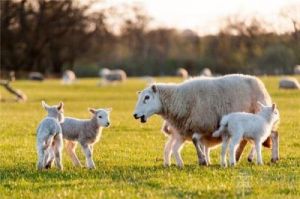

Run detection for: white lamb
[[61, 108, 111, 169], [36, 101, 64, 170], [213, 102, 280, 167]]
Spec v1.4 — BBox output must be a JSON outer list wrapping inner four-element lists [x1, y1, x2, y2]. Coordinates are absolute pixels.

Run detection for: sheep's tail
[[212, 115, 229, 137]]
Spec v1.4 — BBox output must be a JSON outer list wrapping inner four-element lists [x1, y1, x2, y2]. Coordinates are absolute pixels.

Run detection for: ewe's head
[[89, 108, 111, 127], [41, 101, 64, 122], [133, 84, 162, 123], [257, 101, 280, 123]]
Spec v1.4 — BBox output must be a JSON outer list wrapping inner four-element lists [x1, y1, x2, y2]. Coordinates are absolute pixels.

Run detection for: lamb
[[176, 68, 189, 79], [279, 77, 300, 89], [36, 101, 64, 170], [99, 68, 127, 84], [61, 108, 111, 169], [133, 74, 280, 166], [62, 70, 76, 85], [212, 102, 280, 167], [161, 121, 220, 167]]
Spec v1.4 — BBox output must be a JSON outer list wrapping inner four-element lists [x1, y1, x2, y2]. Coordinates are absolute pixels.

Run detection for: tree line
[[1, 0, 300, 77]]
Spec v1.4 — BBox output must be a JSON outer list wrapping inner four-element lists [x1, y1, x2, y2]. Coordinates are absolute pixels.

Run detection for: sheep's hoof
[[271, 157, 279, 163], [45, 164, 52, 169], [247, 157, 254, 163], [230, 162, 236, 167], [199, 160, 208, 166], [163, 163, 171, 167]]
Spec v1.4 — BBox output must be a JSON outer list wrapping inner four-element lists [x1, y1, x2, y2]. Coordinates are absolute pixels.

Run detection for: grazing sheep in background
[[176, 68, 189, 79], [62, 70, 76, 84], [133, 74, 280, 166], [36, 101, 64, 170], [213, 102, 280, 167], [161, 121, 221, 167], [99, 68, 127, 85], [294, 65, 300, 75], [28, 72, 44, 81], [200, 68, 212, 77], [279, 77, 300, 89], [61, 108, 111, 169]]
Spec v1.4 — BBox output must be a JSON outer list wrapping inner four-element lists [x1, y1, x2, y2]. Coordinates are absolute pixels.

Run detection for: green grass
[[0, 76, 299, 198]]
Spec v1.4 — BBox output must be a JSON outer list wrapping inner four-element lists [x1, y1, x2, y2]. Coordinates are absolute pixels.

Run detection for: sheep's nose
[[133, 113, 138, 119]]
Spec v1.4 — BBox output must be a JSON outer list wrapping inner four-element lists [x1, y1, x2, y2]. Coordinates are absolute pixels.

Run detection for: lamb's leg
[[37, 144, 45, 171], [81, 143, 95, 169], [45, 147, 55, 169], [221, 136, 229, 167], [53, 134, 63, 170], [235, 139, 248, 162], [205, 147, 211, 165], [270, 131, 279, 163], [229, 135, 242, 166], [192, 133, 207, 166], [247, 146, 256, 163], [255, 141, 263, 165], [164, 136, 175, 167], [66, 141, 82, 167], [172, 138, 184, 168]]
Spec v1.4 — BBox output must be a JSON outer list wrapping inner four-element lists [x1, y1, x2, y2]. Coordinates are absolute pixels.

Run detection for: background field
[[0, 76, 299, 198]]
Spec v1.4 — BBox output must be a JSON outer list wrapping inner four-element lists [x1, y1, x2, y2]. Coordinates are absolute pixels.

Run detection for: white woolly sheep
[[294, 65, 300, 75], [133, 74, 280, 166], [279, 77, 300, 89], [213, 102, 280, 167], [99, 68, 127, 84], [29, 72, 44, 81], [176, 68, 189, 79], [36, 101, 64, 170], [61, 108, 111, 169], [62, 70, 76, 84]]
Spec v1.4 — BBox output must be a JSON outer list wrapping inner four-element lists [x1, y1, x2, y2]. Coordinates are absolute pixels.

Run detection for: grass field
[[0, 76, 299, 198]]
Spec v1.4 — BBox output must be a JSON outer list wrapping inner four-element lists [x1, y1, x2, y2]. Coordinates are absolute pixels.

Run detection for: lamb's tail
[[212, 115, 229, 138]]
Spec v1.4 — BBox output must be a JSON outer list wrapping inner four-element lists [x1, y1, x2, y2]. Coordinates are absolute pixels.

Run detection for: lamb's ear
[[105, 107, 112, 112], [41, 101, 50, 110], [57, 102, 64, 111], [257, 101, 265, 108], [88, 108, 96, 114], [151, 85, 157, 93], [272, 103, 276, 111]]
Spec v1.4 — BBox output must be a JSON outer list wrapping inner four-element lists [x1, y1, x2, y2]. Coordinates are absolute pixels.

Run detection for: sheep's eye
[[98, 116, 102, 118], [145, 95, 150, 100]]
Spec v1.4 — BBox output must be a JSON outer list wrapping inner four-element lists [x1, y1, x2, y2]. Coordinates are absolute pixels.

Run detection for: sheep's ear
[[105, 107, 112, 112], [272, 103, 276, 111], [57, 102, 64, 111], [151, 85, 157, 93], [88, 108, 96, 114], [41, 101, 50, 110]]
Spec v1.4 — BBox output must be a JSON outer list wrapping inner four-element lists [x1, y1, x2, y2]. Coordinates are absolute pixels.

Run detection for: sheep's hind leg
[[53, 134, 63, 170], [235, 139, 248, 162], [247, 146, 256, 163], [172, 138, 184, 168], [192, 133, 207, 166], [66, 141, 82, 167]]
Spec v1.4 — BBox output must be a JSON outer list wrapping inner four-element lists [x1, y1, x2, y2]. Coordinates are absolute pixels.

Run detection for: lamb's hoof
[[230, 162, 236, 167], [271, 157, 279, 163], [199, 160, 208, 166], [221, 163, 227, 168], [247, 157, 253, 163], [45, 164, 52, 169], [163, 163, 171, 168]]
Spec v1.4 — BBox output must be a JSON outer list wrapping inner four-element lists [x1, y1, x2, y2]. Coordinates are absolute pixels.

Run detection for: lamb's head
[[89, 108, 112, 127], [257, 101, 280, 123], [133, 84, 162, 123], [42, 101, 64, 122]]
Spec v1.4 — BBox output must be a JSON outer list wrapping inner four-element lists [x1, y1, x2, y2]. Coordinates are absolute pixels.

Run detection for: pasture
[[0, 76, 299, 198]]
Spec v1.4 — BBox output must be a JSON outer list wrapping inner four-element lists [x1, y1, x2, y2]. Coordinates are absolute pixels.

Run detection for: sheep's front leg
[[270, 131, 279, 163], [66, 141, 82, 167], [81, 143, 95, 169], [172, 138, 184, 168], [235, 139, 248, 162], [192, 133, 207, 166], [164, 136, 175, 167], [255, 141, 263, 165]]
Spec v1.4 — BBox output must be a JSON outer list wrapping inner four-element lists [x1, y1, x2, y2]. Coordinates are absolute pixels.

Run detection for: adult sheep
[[133, 74, 280, 165], [99, 68, 127, 84]]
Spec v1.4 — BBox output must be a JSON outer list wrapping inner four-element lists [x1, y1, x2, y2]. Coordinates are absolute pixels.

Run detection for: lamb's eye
[[145, 95, 150, 100], [98, 116, 102, 118]]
